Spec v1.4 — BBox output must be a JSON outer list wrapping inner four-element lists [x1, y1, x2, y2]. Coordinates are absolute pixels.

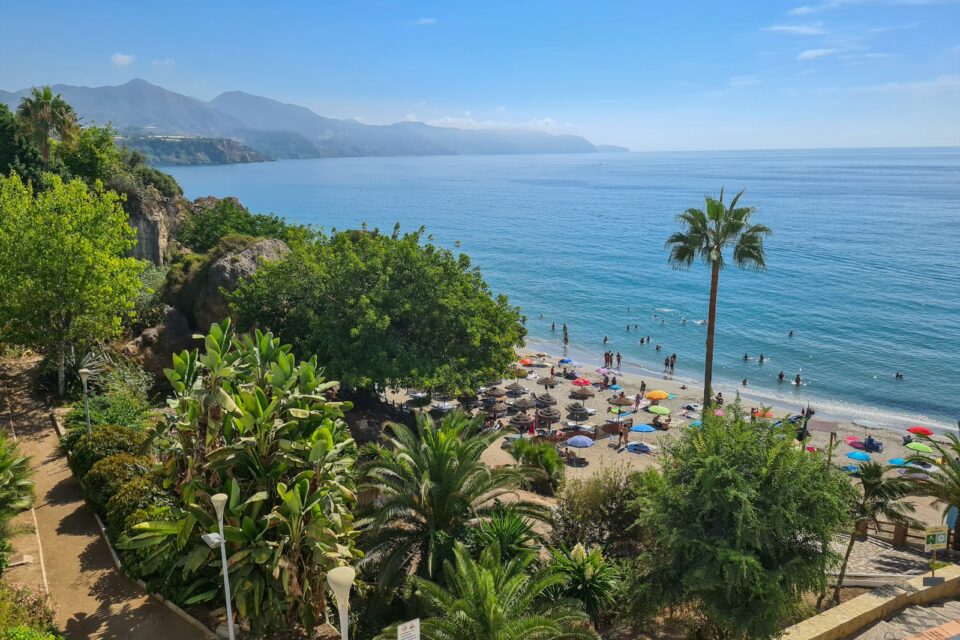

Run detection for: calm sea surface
[[165, 149, 960, 429]]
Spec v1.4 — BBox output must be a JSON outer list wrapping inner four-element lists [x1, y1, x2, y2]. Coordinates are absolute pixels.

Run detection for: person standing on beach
[[670, 353, 677, 370], [634, 393, 641, 410], [640, 380, 647, 397], [616, 352, 622, 369], [664, 356, 670, 371]]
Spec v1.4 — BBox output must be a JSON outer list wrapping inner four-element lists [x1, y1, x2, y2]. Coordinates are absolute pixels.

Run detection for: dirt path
[[1, 357, 209, 640]]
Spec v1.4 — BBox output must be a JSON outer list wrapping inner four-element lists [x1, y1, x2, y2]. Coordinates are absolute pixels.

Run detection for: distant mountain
[[118, 135, 269, 166], [1, 79, 620, 163]]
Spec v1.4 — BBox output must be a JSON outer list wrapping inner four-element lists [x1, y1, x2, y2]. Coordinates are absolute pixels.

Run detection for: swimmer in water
[[788, 330, 794, 337], [794, 374, 802, 386], [603, 336, 609, 344], [895, 371, 904, 379], [743, 353, 750, 362], [551, 322, 555, 332], [778, 371, 785, 382], [742, 378, 748, 386]]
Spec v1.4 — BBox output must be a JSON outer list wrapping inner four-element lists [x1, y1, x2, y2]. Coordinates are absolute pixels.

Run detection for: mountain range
[[0, 79, 627, 163]]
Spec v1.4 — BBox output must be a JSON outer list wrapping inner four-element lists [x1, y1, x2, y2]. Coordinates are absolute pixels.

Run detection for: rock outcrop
[[123, 305, 196, 379], [125, 186, 190, 265]]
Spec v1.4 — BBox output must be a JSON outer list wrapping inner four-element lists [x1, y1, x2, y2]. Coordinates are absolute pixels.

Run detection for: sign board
[[924, 526, 949, 552], [398, 618, 420, 640]]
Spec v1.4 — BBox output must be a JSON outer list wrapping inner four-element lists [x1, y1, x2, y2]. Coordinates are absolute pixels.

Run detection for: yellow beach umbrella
[[646, 390, 669, 401]]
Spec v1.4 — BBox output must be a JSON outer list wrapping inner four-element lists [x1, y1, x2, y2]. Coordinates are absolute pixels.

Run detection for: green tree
[[550, 544, 619, 631], [230, 226, 526, 395], [377, 542, 598, 640], [665, 189, 771, 407], [508, 438, 565, 495], [178, 199, 298, 253], [0, 105, 45, 187], [829, 461, 919, 606], [904, 426, 960, 550], [15, 87, 77, 169], [0, 174, 142, 395], [466, 506, 541, 564], [359, 411, 544, 593], [57, 124, 123, 185], [636, 407, 852, 639]]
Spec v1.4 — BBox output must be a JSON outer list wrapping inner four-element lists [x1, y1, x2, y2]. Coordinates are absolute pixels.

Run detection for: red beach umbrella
[[519, 357, 534, 366], [907, 426, 933, 436], [572, 377, 592, 387]]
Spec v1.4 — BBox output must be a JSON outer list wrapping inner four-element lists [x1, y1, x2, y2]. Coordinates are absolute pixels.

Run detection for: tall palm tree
[[377, 542, 598, 640], [16, 86, 77, 169], [665, 189, 771, 408], [829, 461, 919, 606], [904, 426, 960, 550], [359, 411, 546, 593]]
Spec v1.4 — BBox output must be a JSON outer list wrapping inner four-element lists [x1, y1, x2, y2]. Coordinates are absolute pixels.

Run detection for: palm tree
[[550, 544, 619, 631], [377, 542, 598, 640], [829, 461, 919, 606], [466, 506, 541, 564], [16, 86, 77, 169], [904, 425, 960, 550], [359, 411, 546, 592], [665, 189, 771, 408]]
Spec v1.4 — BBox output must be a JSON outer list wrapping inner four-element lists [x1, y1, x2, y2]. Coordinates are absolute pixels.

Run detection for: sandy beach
[[470, 350, 951, 528]]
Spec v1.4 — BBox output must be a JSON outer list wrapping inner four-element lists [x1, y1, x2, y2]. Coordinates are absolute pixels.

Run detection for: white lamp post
[[326, 565, 356, 639], [78, 368, 92, 434], [205, 493, 235, 640]]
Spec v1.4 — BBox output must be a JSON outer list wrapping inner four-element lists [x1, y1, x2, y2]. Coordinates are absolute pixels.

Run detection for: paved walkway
[[852, 598, 960, 639], [832, 535, 932, 576], [1, 358, 208, 640]]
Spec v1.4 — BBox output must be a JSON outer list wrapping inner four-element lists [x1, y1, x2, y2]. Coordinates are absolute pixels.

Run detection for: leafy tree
[[665, 189, 771, 408], [231, 226, 526, 395], [178, 199, 299, 253], [550, 544, 619, 631], [377, 542, 598, 640], [0, 105, 44, 186], [0, 174, 142, 395], [635, 407, 852, 639], [15, 87, 77, 169], [829, 461, 918, 606], [359, 411, 544, 593], [56, 124, 123, 185], [904, 426, 960, 550], [119, 321, 360, 635]]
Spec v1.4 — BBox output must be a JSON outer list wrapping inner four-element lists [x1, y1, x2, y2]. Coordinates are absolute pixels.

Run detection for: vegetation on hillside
[[0, 432, 33, 571]]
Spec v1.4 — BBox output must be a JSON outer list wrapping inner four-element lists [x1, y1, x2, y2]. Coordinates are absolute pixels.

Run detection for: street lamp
[[201, 493, 235, 640], [78, 368, 91, 434], [326, 565, 356, 640]]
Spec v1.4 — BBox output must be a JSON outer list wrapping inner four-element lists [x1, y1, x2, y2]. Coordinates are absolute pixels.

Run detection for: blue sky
[[2, 0, 958, 150]]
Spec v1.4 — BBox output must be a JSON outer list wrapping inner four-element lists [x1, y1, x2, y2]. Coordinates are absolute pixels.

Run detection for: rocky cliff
[[124, 186, 190, 266]]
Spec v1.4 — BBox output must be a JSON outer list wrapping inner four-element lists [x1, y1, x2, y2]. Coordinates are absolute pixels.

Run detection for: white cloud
[[110, 53, 135, 67], [151, 57, 175, 68], [798, 48, 842, 60], [728, 75, 761, 87], [789, 5, 817, 14], [763, 23, 827, 35], [789, 0, 959, 14], [411, 17, 437, 26], [850, 74, 960, 93]]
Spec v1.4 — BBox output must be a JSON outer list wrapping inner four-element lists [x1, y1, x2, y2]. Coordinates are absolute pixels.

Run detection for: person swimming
[[778, 371, 785, 382], [794, 374, 802, 385], [895, 371, 904, 379], [742, 378, 748, 386], [743, 353, 750, 361], [603, 336, 608, 344], [758, 354, 765, 363], [788, 330, 794, 337]]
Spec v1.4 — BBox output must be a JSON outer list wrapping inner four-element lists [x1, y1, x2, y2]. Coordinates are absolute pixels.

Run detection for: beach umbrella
[[609, 395, 634, 407], [559, 358, 573, 364], [714, 409, 725, 417], [646, 390, 669, 401], [888, 457, 906, 465], [689, 420, 702, 428], [844, 435, 861, 444], [847, 451, 871, 462], [907, 426, 933, 436], [570, 387, 595, 399], [509, 412, 533, 429], [572, 377, 592, 387], [505, 381, 526, 394], [565, 435, 594, 448], [514, 396, 536, 411], [843, 464, 859, 475], [648, 405, 671, 416], [631, 424, 656, 433], [519, 357, 533, 366], [535, 392, 557, 406], [485, 386, 506, 398], [538, 407, 561, 424], [566, 407, 590, 424], [596, 367, 611, 375], [487, 401, 508, 417], [609, 384, 622, 390], [906, 442, 933, 453], [538, 377, 559, 388]]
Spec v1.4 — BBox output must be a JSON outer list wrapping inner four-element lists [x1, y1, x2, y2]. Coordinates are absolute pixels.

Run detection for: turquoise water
[[165, 148, 960, 429]]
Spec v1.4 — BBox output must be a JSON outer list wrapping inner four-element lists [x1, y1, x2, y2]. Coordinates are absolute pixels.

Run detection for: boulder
[[124, 305, 196, 379]]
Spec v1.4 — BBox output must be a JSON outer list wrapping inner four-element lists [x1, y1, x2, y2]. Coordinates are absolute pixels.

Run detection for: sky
[[1, 0, 959, 150]]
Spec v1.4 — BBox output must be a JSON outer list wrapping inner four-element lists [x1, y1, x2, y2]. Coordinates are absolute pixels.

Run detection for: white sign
[[398, 618, 420, 640], [924, 526, 949, 552]]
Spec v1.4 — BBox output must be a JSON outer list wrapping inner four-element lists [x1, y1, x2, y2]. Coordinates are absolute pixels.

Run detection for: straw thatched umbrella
[[537, 406, 561, 425], [609, 395, 634, 407], [509, 411, 533, 429], [538, 377, 559, 388], [485, 386, 506, 398], [487, 401, 508, 418], [566, 402, 590, 424], [570, 387, 595, 399], [535, 392, 557, 406], [514, 396, 536, 411], [457, 393, 479, 409], [505, 381, 526, 395]]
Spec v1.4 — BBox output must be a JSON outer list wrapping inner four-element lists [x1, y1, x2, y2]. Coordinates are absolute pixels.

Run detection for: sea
[[164, 148, 960, 430]]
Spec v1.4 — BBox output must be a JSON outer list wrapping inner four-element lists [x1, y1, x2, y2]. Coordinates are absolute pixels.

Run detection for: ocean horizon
[[164, 147, 960, 430]]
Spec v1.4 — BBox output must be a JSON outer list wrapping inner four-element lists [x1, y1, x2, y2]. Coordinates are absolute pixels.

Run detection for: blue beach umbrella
[[888, 457, 906, 466], [630, 424, 656, 433], [843, 464, 859, 474], [847, 451, 871, 462], [689, 420, 702, 428], [609, 384, 622, 391], [559, 358, 573, 364], [566, 435, 594, 448]]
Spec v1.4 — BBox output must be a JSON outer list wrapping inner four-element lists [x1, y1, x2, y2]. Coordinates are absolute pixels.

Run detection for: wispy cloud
[[798, 48, 842, 60], [428, 114, 564, 130], [151, 57, 175, 68], [790, 0, 958, 15], [849, 74, 960, 93], [728, 75, 761, 87], [110, 53, 135, 67], [763, 23, 827, 35], [411, 17, 437, 26]]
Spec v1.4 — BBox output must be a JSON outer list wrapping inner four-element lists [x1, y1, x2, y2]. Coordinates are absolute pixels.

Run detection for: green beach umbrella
[[906, 441, 933, 453], [648, 405, 671, 416]]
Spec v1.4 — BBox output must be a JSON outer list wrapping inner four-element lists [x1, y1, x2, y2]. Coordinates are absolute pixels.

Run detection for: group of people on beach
[[603, 351, 621, 369]]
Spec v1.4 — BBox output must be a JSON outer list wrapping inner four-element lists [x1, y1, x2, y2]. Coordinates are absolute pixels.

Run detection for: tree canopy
[[177, 198, 300, 253], [230, 226, 526, 394], [0, 173, 143, 393], [635, 406, 853, 639]]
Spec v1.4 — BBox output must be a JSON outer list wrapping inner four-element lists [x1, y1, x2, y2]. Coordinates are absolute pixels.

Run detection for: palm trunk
[[832, 526, 859, 605], [702, 262, 720, 408]]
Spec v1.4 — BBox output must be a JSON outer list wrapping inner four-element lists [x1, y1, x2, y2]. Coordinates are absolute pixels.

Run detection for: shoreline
[[523, 337, 957, 435]]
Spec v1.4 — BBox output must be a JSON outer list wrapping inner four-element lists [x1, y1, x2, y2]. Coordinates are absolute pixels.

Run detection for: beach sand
[[473, 350, 949, 528]]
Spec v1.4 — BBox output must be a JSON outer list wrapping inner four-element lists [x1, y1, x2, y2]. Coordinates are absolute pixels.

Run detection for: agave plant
[[377, 542, 598, 640]]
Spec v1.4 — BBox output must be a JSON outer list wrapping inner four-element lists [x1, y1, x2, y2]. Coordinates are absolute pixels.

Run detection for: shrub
[[3, 626, 63, 640], [67, 424, 147, 480], [0, 432, 33, 570], [104, 475, 174, 536], [0, 583, 58, 635], [83, 453, 151, 513], [64, 390, 150, 432], [508, 438, 565, 495], [178, 199, 294, 253]]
